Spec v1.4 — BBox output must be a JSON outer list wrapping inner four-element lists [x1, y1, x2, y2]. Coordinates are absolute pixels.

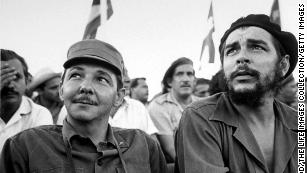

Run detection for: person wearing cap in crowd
[[193, 78, 211, 98], [28, 68, 63, 124], [0, 39, 167, 173], [175, 14, 298, 173], [0, 49, 53, 152], [148, 57, 199, 163], [130, 77, 149, 105], [275, 74, 298, 110]]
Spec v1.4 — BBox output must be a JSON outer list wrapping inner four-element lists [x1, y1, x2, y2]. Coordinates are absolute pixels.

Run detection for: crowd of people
[[0, 14, 303, 173]]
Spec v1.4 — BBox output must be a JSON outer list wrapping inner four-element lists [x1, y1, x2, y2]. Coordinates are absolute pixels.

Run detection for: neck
[[171, 90, 193, 109], [0, 102, 20, 123], [234, 94, 275, 125], [66, 115, 109, 145]]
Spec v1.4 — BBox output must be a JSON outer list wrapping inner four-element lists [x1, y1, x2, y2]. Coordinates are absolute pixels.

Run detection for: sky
[[0, 0, 304, 99]]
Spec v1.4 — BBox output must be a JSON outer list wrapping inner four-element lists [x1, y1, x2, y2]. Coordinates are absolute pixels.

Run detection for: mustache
[[1, 87, 19, 96], [180, 83, 192, 88], [72, 96, 98, 105], [230, 66, 260, 80]]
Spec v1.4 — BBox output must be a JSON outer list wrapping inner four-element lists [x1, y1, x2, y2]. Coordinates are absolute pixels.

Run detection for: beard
[[225, 64, 282, 107]]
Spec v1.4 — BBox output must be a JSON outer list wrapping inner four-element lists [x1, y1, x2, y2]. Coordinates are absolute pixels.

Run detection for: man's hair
[[129, 77, 146, 97], [130, 77, 146, 89], [162, 57, 194, 90], [0, 49, 29, 81]]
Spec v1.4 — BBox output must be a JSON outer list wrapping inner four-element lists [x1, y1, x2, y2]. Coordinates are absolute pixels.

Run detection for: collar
[[62, 119, 116, 147], [19, 96, 32, 116], [209, 93, 297, 130]]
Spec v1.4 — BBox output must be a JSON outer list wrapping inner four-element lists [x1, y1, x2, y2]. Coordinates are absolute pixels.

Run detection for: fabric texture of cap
[[64, 39, 123, 76], [219, 14, 298, 79], [28, 68, 61, 91]]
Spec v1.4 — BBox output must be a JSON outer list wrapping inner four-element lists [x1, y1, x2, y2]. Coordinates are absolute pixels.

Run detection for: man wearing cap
[[0, 49, 53, 152], [28, 68, 63, 124], [176, 14, 298, 173], [0, 40, 167, 173], [148, 57, 198, 163]]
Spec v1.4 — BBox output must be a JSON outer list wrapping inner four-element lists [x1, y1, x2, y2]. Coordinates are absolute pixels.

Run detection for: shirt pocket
[[34, 167, 84, 173]]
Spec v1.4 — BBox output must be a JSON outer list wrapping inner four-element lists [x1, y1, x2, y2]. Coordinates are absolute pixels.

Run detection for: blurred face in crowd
[[194, 83, 210, 98], [131, 78, 149, 103], [60, 62, 123, 122], [222, 27, 288, 106], [169, 64, 195, 98], [1, 59, 27, 107], [40, 76, 62, 103], [277, 78, 297, 105]]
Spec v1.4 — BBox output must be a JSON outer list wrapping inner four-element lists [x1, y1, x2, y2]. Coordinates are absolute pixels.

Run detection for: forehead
[[225, 26, 274, 46], [5, 59, 24, 74], [174, 64, 194, 73]]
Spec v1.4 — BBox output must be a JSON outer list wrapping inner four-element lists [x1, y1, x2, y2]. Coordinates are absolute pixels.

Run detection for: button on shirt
[[0, 96, 53, 152], [109, 97, 158, 135], [176, 93, 298, 173], [148, 92, 199, 136], [0, 119, 167, 173]]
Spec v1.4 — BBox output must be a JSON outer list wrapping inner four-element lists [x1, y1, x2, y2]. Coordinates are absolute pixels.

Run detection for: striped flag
[[83, 0, 101, 40], [199, 1, 215, 64], [270, 0, 281, 26], [106, 0, 113, 20], [83, 0, 114, 40]]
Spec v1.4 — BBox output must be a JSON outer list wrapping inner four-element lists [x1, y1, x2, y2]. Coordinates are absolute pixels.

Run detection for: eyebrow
[[224, 38, 268, 50], [246, 38, 268, 46]]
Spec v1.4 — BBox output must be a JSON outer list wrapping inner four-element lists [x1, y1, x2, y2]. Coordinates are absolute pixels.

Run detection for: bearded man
[[176, 14, 298, 173]]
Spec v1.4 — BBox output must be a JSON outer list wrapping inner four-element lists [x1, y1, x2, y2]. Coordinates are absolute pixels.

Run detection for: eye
[[251, 45, 265, 51], [97, 76, 109, 84], [69, 73, 81, 79], [225, 48, 237, 56]]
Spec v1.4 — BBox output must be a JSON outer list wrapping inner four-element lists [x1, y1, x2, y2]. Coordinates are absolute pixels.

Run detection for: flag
[[106, 0, 113, 20], [200, 1, 215, 64], [83, 0, 101, 40], [270, 0, 281, 26]]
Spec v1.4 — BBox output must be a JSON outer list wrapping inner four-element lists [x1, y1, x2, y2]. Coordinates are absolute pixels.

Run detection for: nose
[[7, 80, 15, 89], [236, 49, 250, 65], [79, 80, 94, 95]]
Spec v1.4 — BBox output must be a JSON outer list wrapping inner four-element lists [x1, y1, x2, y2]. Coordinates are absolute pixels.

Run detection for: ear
[[280, 55, 290, 77], [114, 88, 125, 107]]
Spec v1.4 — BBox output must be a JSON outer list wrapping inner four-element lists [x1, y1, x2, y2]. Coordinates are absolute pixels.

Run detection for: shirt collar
[[62, 119, 116, 146], [19, 96, 32, 116], [209, 93, 297, 130]]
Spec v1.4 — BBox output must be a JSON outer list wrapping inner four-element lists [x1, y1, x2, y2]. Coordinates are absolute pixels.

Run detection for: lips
[[72, 97, 97, 105]]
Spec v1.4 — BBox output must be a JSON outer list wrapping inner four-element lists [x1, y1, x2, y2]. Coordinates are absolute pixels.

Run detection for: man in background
[[193, 78, 210, 98], [275, 74, 297, 109], [130, 77, 149, 105], [28, 68, 63, 124], [148, 57, 198, 163], [0, 49, 53, 152]]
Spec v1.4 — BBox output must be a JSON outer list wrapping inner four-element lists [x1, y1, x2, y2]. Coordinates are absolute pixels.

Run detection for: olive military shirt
[[0, 119, 167, 173], [176, 93, 298, 173]]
